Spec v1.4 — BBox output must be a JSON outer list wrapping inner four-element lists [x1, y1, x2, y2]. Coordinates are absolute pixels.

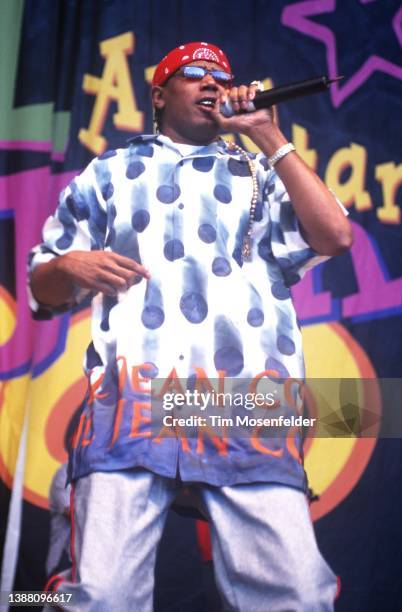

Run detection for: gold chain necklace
[[221, 139, 258, 262]]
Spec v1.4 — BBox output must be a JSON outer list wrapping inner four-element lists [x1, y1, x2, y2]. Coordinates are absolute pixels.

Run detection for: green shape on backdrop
[[0, 0, 70, 151]]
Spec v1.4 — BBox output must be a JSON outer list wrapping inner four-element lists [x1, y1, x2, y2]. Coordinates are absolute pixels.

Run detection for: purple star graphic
[[282, 0, 402, 107]]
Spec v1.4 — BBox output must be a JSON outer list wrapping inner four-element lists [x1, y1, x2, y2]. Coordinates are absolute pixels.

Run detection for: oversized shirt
[[29, 134, 329, 490]]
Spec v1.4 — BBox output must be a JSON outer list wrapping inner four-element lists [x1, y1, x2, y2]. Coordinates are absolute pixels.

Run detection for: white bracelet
[[268, 143, 296, 167]]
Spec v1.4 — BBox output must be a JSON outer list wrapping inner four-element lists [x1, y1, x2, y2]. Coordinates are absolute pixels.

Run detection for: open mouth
[[196, 97, 217, 109]]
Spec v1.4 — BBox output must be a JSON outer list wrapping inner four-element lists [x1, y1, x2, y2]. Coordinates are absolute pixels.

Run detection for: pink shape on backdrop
[[0, 167, 77, 375], [0, 140, 52, 152], [292, 271, 332, 319], [342, 222, 402, 317], [292, 220, 402, 321]]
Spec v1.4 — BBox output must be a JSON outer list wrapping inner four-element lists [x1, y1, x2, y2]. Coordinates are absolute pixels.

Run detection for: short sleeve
[[260, 162, 344, 286], [28, 159, 108, 317]]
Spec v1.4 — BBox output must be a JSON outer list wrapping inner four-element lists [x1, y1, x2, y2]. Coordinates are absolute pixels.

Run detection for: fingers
[[95, 280, 123, 298], [99, 253, 151, 295], [224, 84, 259, 112], [64, 250, 151, 297], [96, 272, 133, 297], [108, 252, 151, 279], [92, 269, 146, 297]]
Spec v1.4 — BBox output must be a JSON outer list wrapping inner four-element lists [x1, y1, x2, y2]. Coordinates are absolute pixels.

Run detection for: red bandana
[[152, 42, 232, 87]]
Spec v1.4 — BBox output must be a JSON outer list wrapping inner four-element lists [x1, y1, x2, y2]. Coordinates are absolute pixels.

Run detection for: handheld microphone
[[220, 75, 343, 117]]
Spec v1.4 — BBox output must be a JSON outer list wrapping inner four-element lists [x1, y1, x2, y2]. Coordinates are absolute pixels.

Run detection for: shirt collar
[[127, 134, 247, 160]]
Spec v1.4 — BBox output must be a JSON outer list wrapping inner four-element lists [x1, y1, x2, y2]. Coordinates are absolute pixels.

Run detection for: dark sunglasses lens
[[182, 66, 205, 79], [211, 71, 232, 82], [182, 66, 232, 83]]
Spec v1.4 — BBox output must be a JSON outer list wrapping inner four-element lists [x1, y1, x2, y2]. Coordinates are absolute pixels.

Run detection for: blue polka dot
[[100, 296, 116, 332], [56, 233, 74, 249], [214, 347, 244, 376], [113, 225, 140, 259], [178, 203, 184, 209], [156, 184, 181, 204], [231, 246, 243, 268], [136, 144, 154, 157], [101, 182, 114, 201], [214, 184, 232, 204], [139, 362, 159, 378], [180, 292, 208, 323], [276, 258, 301, 287], [277, 257, 292, 270], [280, 201, 297, 232], [247, 308, 264, 327], [259, 157, 269, 171], [126, 161, 145, 179], [228, 158, 250, 177], [86, 342, 103, 369], [264, 181, 275, 198], [254, 200, 263, 222], [271, 222, 285, 245], [286, 273, 301, 286], [265, 357, 289, 382], [98, 149, 117, 160], [66, 195, 90, 221], [108, 203, 117, 223], [198, 224, 216, 243], [258, 237, 273, 262], [100, 316, 110, 332], [131, 210, 150, 232], [271, 281, 291, 300], [277, 335, 296, 356], [90, 203, 107, 247], [164, 239, 184, 261], [142, 306, 165, 329], [212, 257, 232, 276], [192, 156, 215, 172]]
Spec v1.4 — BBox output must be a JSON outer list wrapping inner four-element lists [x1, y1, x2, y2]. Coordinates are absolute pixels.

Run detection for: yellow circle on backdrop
[[22, 314, 379, 518], [0, 375, 30, 485], [0, 286, 16, 346], [23, 310, 91, 508], [302, 322, 379, 520]]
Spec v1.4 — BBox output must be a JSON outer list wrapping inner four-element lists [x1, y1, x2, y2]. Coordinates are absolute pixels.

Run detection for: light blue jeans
[[46, 469, 337, 611]]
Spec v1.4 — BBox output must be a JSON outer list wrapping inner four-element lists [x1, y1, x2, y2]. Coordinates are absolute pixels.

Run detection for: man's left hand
[[212, 83, 275, 137]]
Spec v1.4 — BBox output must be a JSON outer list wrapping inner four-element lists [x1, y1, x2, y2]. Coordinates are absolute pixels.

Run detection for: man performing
[[29, 42, 352, 611]]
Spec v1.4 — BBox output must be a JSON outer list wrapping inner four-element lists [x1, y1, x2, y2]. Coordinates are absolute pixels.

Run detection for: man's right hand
[[30, 250, 151, 307], [56, 251, 150, 296]]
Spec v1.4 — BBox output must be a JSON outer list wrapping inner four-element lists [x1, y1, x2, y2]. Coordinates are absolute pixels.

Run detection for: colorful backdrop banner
[[0, 1, 401, 610]]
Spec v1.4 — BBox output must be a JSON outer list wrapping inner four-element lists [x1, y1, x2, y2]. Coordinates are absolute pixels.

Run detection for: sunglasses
[[176, 65, 233, 84]]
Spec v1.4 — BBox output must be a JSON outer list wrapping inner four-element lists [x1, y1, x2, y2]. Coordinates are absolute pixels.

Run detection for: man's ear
[[151, 86, 165, 110]]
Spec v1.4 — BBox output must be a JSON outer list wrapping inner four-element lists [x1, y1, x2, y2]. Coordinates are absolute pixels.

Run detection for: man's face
[[152, 60, 231, 145]]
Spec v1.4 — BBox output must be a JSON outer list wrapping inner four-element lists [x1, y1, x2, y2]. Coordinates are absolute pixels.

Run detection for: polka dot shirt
[[29, 134, 328, 487]]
